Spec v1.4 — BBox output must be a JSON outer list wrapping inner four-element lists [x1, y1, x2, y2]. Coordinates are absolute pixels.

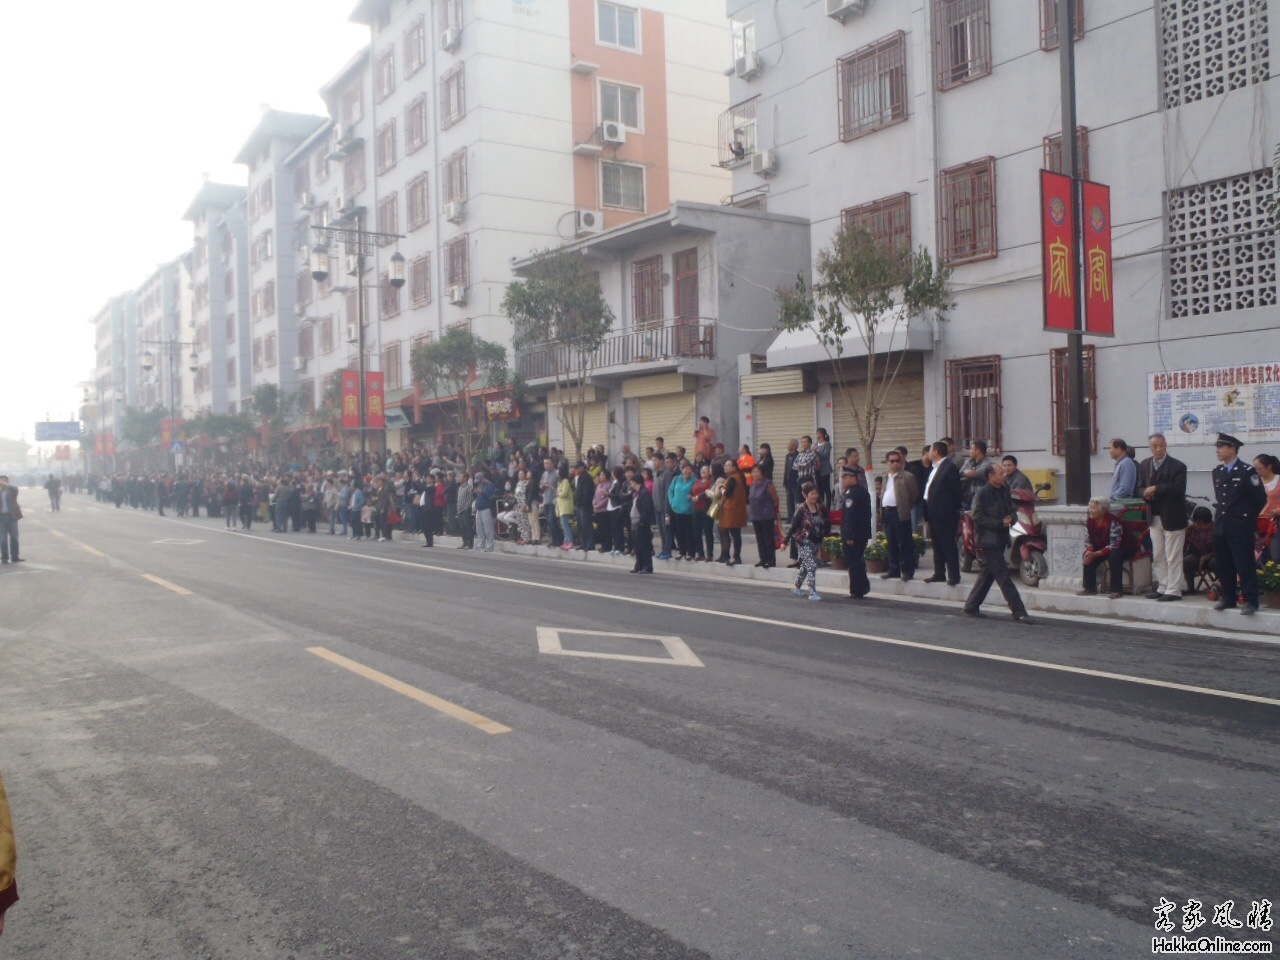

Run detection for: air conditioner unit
[[574, 209, 605, 237], [826, 0, 867, 22], [346, 323, 358, 344], [448, 285, 468, 306], [752, 148, 778, 177], [440, 27, 461, 52], [444, 200, 466, 224], [293, 357, 307, 372], [735, 54, 761, 80], [601, 121, 627, 145]]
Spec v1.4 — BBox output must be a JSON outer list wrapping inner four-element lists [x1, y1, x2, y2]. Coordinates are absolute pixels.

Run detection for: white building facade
[[727, 0, 1278, 491]]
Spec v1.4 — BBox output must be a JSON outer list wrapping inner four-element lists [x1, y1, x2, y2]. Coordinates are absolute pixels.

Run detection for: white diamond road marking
[[536, 627, 704, 667], [151, 539, 205, 545]]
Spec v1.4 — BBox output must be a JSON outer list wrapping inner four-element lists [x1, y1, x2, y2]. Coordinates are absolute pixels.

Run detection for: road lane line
[[81, 544, 107, 558], [140, 573, 192, 596], [170, 524, 1280, 709], [307, 647, 512, 734]]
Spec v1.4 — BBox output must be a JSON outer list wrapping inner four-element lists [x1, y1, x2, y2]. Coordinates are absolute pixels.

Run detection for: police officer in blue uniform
[[1211, 433, 1268, 615], [839, 465, 872, 599]]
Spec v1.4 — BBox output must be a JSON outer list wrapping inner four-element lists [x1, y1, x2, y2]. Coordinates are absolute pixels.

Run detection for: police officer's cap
[[841, 465, 861, 477], [1214, 433, 1243, 449]]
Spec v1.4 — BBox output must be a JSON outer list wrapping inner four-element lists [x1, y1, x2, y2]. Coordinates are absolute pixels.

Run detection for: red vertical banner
[[341, 371, 361, 429], [106, 433, 116, 457], [365, 371, 386, 429], [95, 434, 105, 457], [161, 418, 173, 447], [1081, 180, 1114, 337], [1041, 170, 1077, 332]]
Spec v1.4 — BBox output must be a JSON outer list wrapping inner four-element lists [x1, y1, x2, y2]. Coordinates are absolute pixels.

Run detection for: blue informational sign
[[35, 421, 83, 442], [170, 440, 185, 455]]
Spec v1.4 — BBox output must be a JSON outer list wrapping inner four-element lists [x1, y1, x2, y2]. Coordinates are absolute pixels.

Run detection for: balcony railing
[[516, 319, 716, 382]]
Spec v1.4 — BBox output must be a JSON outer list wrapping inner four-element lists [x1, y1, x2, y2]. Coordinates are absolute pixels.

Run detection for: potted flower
[[864, 533, 890, 573], [1260, 561, 1280, 609], [913, 533, 928, 559], [822, 535, 846, 569]]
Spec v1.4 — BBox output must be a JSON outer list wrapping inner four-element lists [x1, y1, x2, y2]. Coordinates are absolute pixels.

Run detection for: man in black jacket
[[962, 467, 1034, 623], [572, 462, 596, 553], [839, 466, 872, 599], [629, 473, 655, 574], [1137, 433, 1188, 601], [923, 441, 963, 586]]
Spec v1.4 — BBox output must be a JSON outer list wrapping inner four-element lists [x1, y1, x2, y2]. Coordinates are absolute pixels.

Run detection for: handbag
[[360, 505, 374, 524]]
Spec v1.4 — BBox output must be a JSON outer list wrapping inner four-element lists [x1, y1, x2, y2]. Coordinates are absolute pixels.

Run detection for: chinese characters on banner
[[341, 371, 361, 429], [365, 371, 386, 429], [485, 393, 520, 421], [1041, 170, 1077, 332], [1081, 180, 1114, 336], [161, 418, 173, 447], [95, 434, 105, 457], [1148, 363, 1280, 445], [105, 433, 116, 457], [55, 444, 71, 461]]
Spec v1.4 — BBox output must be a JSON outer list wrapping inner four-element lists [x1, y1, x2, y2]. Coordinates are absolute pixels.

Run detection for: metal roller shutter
[[830, 370, 926, 464], [753, 393, 816, 462], [639, 393, 696, 452], [552, 401, 608, 457]]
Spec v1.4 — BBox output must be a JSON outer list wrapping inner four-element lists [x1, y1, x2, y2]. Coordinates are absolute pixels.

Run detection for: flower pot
[[830, 557, 846, 570], [866, 559, 887, 574], [1264, 591, 1280, 610]]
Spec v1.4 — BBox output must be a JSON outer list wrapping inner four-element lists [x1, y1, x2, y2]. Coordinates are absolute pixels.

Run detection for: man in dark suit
[[922, 441, 963, 586], [629, 473, 655, 574], [1211, 433, 1268, 616], [0, 476, 24, 564], [1138, 433, 1188, 601], [839, 465, 872, 599]]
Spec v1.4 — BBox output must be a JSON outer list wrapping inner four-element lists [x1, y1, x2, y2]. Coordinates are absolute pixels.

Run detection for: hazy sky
[[0, 0, 368, 445]]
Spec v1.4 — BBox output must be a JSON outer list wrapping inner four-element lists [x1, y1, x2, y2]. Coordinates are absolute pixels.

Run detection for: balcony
[[517, 319, 716, 383]]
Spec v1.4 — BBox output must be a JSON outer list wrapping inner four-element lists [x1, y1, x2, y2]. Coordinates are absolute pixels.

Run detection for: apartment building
[[82, 293, 137, 467], [729, 0, 1278, 488]]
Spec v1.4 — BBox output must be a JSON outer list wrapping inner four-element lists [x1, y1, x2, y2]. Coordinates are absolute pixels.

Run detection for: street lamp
[[140, 334, 197, 471], [310, 211, 403, 470]]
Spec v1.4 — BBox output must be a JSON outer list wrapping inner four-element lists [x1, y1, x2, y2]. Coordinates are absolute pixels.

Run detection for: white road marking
[[536, 627, 704, 667], [143, 522, 1280, 709]]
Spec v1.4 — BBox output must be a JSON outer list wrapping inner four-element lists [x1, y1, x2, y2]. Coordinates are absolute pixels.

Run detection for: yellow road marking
[[48, 529, 67, 539], [140, 573, 192, 596], [81, 544, 106, 558], [307, 647, 512, 734]]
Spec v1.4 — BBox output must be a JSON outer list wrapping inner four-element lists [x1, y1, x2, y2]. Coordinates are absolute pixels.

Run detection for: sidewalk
[[405, 532, 1280, 642]]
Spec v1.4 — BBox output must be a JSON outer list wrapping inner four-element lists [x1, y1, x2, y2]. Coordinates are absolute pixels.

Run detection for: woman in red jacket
[[1080, 496, 1126, 599]]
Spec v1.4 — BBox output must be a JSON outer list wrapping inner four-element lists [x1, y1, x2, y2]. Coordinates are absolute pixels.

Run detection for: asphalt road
[[1, 496, 1277, 959]]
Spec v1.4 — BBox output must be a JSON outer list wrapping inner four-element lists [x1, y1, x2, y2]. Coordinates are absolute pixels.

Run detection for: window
[[600, 81, 642, 130], [297, 269, 313, 308], [838, 32, 908, 141], [251, 229, 273, 269], [344, 144, 366, 196], [934, 0, 991, 91], [381, 341, 402, 391], [1167, 168, 1277, 317], [440, 0, 463, 32], [346, 290, 363, 327], [343, 78, 363, 128], [412, 332, 434, 356], [1160, 0, 1269, 108], [381, 271, 402, 319], [251, 288, 263, 323], [264, 280, 276, 316], [673, 248, 699, 320], [378, 193, 398, 235], [731, 9, 756, 64], [320, 315, 335, 354], [446, 317, 472, 333], [444, 235, 469, 289], [1043, 127, 1090, 180], [193, 237, 207, 269], [376, 47, 396, 102], [946, 355, 1001, 451], [940, 157, 997, 265], [253, 337, 263, 371], [631, 255, 662, 328], [411, 253, 432, 305], [224, 271, 234, 299], [1039, 0, 1084, 51], [265, 332, 277, 367], [407, 174, 430, 229], [258, 178, 273, 215], [441, 63, 466, 129], [405, 96, 429, 154], [1050, 345, 1098, 455], [299, 325, 315, 360], [598, 1, 639, 51], [377, 121, 397, 173], [404, 16, 426, 76], [442, 149, 468, 203], [226, 358, 236, 387], [602, 161, 645, 211], [294, 164, 311, 202], [225, 312, 236, 343], [842, 192, 912, 254], [717, 97, 758, 166]]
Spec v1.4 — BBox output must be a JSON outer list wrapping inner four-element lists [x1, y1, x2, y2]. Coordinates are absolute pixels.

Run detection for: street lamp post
[[141, 335, 198, 472], [309, 211, 404, 471]]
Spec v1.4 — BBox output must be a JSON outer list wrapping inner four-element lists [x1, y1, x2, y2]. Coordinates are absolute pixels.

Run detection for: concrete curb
[[452, 536, 1280, 641]]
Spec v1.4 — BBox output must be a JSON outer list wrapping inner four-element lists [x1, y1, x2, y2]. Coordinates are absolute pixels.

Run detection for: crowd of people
[[49, 416, 1280, 621]]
